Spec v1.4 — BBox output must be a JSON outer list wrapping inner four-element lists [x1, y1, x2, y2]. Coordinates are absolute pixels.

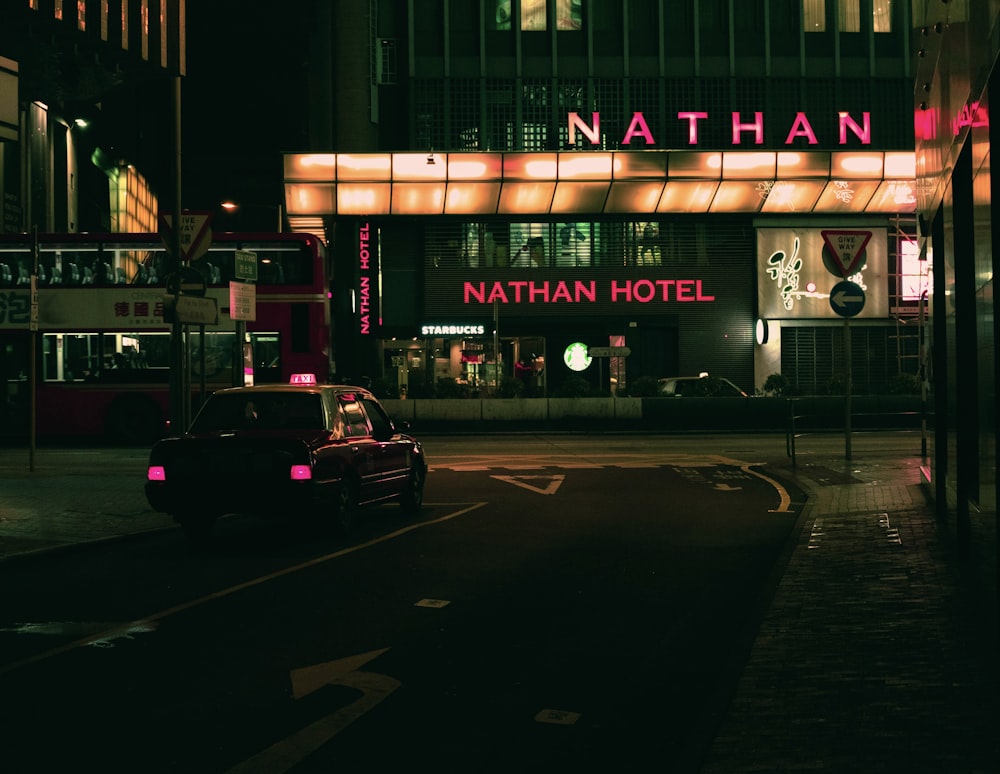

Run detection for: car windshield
[[189, 392, 325, 432]]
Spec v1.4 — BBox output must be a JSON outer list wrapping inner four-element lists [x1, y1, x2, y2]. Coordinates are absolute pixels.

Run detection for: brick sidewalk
[[700, 452, 999, 772]]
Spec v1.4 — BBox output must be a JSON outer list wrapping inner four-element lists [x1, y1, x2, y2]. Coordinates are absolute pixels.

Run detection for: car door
[[336, 393, 381, 502], [359, 396, 411, 498]]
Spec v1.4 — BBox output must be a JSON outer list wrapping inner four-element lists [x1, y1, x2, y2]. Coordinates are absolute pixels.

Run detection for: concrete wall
[[383, 395, 923, 433]]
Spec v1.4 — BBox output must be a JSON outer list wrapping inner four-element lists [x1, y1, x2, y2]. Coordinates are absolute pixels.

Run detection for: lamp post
[[219, 200, 284, 232]]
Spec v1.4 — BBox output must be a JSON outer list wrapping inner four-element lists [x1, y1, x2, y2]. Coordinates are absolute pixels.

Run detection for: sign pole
[[231, 250, 258, 386], [29, 226, 39, 472], [844, 317, 852, 461], [169, 74, 187, 435]]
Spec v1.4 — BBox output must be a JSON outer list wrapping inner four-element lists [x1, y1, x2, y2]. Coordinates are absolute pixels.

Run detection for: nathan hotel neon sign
[[283, 105, 914, 223]]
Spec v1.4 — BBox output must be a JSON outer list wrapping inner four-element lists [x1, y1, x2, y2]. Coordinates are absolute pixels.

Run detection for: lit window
[[522, 0, 547, 30], [873, 0, 892, 33], [899, 238, 928, 303], [493, 1, 583, 32], [557, 0, 582, 30], [839, 0, 860, 32], [803, 0, 825, 31]]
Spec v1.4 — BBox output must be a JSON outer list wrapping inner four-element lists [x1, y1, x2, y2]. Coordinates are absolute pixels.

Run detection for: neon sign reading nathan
[[464, 279, 715, 305], [568, 111, 872, 146], [358, 222, 372, 335]]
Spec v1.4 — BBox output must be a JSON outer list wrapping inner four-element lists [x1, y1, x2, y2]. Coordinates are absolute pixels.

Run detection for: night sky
[[179, 2, 311, 230]]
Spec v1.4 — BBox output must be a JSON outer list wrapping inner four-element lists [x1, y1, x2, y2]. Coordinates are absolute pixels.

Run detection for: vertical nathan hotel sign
[[358, 222, 378, 335]]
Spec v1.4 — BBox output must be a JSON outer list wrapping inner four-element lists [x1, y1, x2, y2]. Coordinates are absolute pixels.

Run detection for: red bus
[[0, 231, 331, 444]]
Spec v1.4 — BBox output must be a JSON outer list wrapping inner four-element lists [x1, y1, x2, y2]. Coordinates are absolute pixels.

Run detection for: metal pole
[[493, 300, 499, 396], [844, 317, 852, 461], [919, 290, 928, 460], [169, 74, 186, 434], [29, 226, 39, 471], [232, 321, 246, 387]]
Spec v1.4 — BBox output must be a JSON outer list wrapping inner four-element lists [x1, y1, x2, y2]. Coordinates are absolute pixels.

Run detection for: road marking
[[0, 620, 157, 647], [228, 649, 400, 772], [535, 708, 581, 725], [0, 502, 488, 677], [491, 474, 565, 495]]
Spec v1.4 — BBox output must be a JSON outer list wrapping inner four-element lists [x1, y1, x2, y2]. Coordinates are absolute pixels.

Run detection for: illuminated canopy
[[283, 150, 915, 229]]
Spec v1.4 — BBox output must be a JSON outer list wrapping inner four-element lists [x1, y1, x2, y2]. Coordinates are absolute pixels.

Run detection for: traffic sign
[[164, 266, 208, 297], [163, 294, 218, 325], [229, 280, 256, 321], [829, 280, 866, 317], [159, 211, 213, 262], [821, 230, 872, 277], [587, 346, 632, 357], [234, 249, 258, 281]]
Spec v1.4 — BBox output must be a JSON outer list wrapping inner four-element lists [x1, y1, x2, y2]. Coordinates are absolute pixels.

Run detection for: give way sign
[[820, 229, 872, 277], [159, 211, 213, 262]]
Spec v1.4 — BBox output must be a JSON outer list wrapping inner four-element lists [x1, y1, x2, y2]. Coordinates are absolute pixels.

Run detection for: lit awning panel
[[283, 150, 916, 217]]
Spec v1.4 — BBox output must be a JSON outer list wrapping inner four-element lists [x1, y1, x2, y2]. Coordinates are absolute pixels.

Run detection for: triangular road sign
[[821, 229, 872, 277], [491, 474, 565, 495], [159, 211, 213, 262]]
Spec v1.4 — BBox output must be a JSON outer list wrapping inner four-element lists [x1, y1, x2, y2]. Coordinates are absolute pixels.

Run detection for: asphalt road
[[0, 435, 805, 772]]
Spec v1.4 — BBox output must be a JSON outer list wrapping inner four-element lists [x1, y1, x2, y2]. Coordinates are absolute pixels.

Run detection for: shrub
[[435, 376, 466, 398], [626, 375, 659, 397], [825, 374, 847, 395], [497, 375, 525, 398], [762, 372, 789, 397], [407, 381, 437, 398], [554, 374, 591, 398], [369, 377, 398, 399], [886, 373, 921, 394]]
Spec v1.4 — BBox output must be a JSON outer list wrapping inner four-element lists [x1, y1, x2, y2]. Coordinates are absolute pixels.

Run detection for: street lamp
[[219, 200, 284, 232]]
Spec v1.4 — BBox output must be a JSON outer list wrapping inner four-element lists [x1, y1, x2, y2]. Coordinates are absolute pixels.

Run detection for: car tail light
[[147, 465, 166, 481], [290, 465, 312, 480]]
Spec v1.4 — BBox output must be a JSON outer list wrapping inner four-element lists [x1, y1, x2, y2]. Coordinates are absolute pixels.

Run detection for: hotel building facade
[[283, 1, 921, 401]]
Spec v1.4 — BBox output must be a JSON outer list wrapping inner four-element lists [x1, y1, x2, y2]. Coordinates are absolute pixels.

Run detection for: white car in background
[[657, 374, 748, 398]]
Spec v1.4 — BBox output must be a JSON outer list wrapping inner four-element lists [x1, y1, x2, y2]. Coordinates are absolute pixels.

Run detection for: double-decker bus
[[0, 231, 331, 444]]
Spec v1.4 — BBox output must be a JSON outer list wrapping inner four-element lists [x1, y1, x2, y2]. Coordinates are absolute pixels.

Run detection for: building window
[[492, 0, 583, 31], [838, 0, 860, 31], [804, 0, 891, 33], [873, 0, 892, 32], [557, 0, 583, 29], [522, 0, 547, 30], [803, 0, 825, 31]]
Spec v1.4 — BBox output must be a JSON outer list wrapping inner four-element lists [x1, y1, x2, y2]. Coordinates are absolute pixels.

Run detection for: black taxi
[[145, 377, 427, 544]]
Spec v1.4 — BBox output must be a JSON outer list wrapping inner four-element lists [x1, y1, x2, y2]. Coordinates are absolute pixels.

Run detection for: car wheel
[[399, 463, 426, 515], [333, 480, 357, 535]]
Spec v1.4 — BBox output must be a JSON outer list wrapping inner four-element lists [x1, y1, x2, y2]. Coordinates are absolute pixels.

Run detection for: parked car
[[657, 375, 749, 397], [144, 378, 427, 545]]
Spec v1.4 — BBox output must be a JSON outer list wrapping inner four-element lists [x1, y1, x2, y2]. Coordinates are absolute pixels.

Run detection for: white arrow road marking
[[491, 474, 565, 495], [713, 483, 742, 491], [228, 648, 399, 773]]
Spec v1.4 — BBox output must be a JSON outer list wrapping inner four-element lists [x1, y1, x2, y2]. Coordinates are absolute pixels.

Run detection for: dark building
[[0, 0, 185, 235], [284, 1, 921, 402], [913, 1, 997, 592]]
